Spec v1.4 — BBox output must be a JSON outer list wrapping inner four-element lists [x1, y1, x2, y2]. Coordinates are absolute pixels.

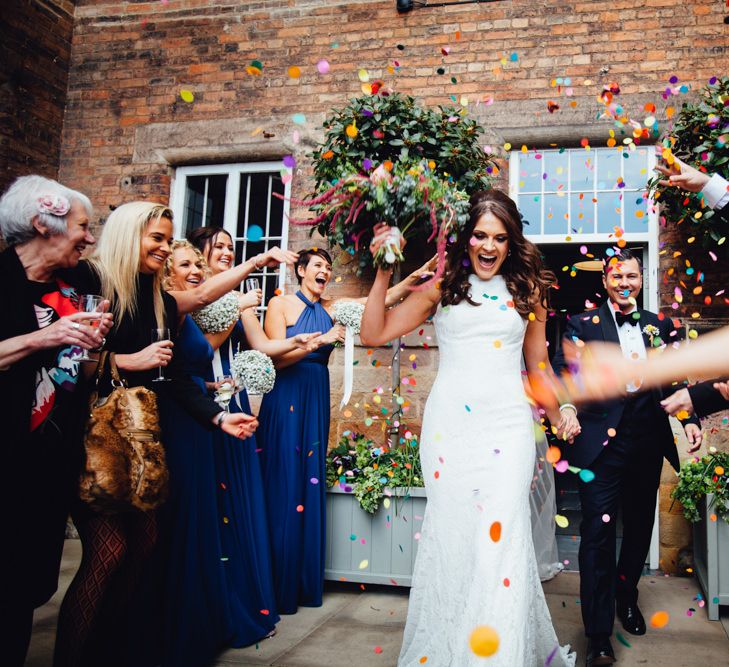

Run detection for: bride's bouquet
[[191, 291, 240, 334], [230, 349, 276, 395]]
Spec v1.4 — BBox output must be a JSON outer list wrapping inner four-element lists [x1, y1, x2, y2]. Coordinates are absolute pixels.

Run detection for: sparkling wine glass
[[151, 327, 171, 382], [214, 374, 237, 412], [72, 294, 105, 362], [245, 277, 260, 293]]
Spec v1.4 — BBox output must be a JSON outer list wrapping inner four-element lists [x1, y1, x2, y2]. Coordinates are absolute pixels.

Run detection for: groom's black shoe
[[585, 636, 616, 666], [616, 600, 646, 635]]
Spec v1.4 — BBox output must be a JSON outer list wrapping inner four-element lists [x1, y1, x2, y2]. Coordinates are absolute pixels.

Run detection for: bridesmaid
[[259, 247, 428, 614], [186, 229, 322, 632]]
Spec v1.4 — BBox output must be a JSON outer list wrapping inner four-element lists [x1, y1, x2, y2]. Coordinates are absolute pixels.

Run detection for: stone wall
[[0, 0, 76, 193]]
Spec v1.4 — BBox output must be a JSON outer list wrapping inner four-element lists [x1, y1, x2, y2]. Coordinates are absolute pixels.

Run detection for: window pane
[[623, 147, 650, 190], [517, 151, 543, 193], [183, 174, 227, 236], [569, 192, 594, 233], [517, 194, 542, 234], [571, 152, 596, 192], [597, 192, 623, 233], [597, 149, 620, 190], [542, 150, 568, 193], [624, 193, 650, 233], [543, 193, 568, 235]]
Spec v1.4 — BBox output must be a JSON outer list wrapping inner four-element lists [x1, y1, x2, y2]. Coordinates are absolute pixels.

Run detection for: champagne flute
[[151, 328, 171, 382], [245, 277, 260, 293], [214, 374, 237, 412], [72, 294, 105, 362]]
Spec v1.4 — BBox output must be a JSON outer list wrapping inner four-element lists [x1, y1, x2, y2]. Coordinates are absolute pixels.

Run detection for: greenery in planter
[[671, 450, 729, 523], [648, 76, 729, 250], [294, 91, 497, 274], [326, 431, 423, 514]]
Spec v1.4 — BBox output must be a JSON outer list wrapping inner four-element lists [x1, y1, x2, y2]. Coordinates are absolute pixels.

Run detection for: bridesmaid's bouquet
[[191, 292, 240, 334], [230, 349, 276, 395], [333, 301, 364, 337]]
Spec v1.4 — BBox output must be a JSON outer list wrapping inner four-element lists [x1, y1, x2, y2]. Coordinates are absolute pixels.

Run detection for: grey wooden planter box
[[693, 493, 729, 621], [325, 486, 426, 586]]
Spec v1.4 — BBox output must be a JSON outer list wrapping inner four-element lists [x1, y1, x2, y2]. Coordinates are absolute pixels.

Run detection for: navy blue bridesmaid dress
[[157, 316, 277, 667], [257, 291, 334, 614], [209, 320, 280, 644]]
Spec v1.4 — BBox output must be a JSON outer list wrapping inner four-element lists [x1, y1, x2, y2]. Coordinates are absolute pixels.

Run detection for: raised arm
[[359, 267, 437, 346], [240, 308, 320, 360], [169, 247, 298, 315]]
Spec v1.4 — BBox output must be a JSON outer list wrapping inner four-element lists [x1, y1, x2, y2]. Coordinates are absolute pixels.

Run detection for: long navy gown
[[157, 316, 278, 667], [209, 320, 280, 644], [257, 291, 334, 614]]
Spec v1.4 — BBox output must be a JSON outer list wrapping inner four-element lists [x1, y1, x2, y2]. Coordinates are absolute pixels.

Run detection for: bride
[[360, 190, 579, 666]]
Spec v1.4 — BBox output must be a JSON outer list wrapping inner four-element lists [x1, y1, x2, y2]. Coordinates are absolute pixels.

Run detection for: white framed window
[[169, 162, 292, 313], [509, 145, 658, 311]]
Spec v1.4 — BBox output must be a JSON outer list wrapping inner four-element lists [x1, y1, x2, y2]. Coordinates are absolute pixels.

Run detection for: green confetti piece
[[616, 632, 631, 648]]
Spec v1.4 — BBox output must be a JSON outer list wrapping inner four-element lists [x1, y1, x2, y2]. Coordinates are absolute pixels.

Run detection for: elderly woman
[[0, 175, 112, 666]]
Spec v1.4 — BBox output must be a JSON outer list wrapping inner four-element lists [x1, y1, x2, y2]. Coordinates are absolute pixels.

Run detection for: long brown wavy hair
[[440, 190, 555, 318]]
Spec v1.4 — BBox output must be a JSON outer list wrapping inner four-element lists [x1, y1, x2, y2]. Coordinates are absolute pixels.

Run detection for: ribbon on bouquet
[[340, 324, 355, 409]]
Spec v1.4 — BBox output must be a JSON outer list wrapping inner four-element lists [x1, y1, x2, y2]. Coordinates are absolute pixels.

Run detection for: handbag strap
[[87, 351, 125, 411]]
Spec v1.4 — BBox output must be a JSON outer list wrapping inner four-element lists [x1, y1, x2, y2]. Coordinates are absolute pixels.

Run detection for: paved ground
[[27, 540, 729, 666]]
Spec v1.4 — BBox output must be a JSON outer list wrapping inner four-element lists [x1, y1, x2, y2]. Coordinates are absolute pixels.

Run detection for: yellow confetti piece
[[358, 68, 370, 82], [469, 626, 499, 657], [358, 559, 369, 570], [555, 514, 569, 528], [493, 340, 502, 348], [503, 142, 512, 151], [180, 89, 194, 103]]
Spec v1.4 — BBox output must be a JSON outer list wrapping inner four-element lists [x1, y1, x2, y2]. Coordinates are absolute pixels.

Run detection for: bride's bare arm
[[360, 267, 438, 346]]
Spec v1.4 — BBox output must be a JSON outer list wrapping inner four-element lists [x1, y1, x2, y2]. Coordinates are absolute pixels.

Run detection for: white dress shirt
[[702, 173, 729, 211], [608, 304, 646, 393]]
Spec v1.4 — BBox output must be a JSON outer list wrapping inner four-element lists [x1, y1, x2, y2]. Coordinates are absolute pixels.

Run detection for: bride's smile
[[468, 213, 509, 279]]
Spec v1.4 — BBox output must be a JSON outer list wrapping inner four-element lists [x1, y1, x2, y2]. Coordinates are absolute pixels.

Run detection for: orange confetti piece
[[650, 611, 669, 628], [546, 446, 561, 464], [489, 521, 502, 542]]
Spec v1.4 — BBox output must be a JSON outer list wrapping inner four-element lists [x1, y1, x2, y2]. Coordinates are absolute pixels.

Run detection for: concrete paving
[[26, 540, 729, 666]]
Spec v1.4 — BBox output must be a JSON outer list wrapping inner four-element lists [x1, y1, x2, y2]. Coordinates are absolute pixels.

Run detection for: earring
[[507, 250, 512, 257]]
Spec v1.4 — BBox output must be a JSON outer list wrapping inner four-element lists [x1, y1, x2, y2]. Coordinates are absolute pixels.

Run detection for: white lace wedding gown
[[398, 274, 575, 667]]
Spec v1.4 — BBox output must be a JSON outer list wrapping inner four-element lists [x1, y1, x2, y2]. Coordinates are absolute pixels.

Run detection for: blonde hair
[[88, 201, 172, 329], [162, 239, 209, 290]]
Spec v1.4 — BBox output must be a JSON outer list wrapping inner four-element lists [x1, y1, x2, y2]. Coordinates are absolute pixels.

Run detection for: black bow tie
[[615, 312, 640, 327]]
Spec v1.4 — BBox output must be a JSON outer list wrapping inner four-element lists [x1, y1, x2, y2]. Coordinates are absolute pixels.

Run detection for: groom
[[552, 249, 701, 666]]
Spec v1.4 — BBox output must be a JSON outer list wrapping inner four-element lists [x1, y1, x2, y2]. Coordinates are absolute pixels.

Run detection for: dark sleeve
[[161, 295, 221, 428], [688, 380, 729, 418], [713, 204, 729, 225], [658, 317, 701, 427], [551, 313, 584, 376]]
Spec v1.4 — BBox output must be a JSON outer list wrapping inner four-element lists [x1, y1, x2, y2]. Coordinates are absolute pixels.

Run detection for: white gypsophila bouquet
[[191, 292, 240, 334], [333, 301, 365, 335], [231, 349, 276, 395]]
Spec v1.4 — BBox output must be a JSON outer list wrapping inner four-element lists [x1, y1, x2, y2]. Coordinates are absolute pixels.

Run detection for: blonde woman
[[53, 203, 292, 667]]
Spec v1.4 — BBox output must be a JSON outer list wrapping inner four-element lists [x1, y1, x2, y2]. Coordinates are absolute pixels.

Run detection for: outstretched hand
[[257, 246, 299, 268], [654, 146, 710, 193]]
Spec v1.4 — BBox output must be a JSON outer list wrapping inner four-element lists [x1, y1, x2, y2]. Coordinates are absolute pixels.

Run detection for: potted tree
[[671, 449, 729, 620], [325, 432, 426, 586]]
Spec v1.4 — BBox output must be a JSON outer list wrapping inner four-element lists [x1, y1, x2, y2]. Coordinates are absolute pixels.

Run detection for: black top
[[62, 261, 220, 425]]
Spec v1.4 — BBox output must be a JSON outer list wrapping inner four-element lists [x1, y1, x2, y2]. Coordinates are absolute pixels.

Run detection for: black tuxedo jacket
[[688, 380, 729, 418], [551, 302, 696, 472]]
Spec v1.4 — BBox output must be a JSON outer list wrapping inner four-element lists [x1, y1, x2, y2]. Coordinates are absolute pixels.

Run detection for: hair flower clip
[[38, 195, 70, 217]]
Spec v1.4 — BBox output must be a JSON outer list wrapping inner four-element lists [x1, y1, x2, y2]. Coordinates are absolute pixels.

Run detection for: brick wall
[[0, 0, 76, 194], [53, 0, 729, 563]]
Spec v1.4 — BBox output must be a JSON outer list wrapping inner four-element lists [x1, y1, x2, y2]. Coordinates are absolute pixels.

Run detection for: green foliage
[[306, 92, 496, 272], [648, 76, 729, 250], [671, 450, 729, 523], [326, 432, 423, 514]]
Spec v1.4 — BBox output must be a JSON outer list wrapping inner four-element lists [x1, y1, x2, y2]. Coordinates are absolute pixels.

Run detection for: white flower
[[642, 324, 660, 338], [231, 349, 276, 395], [191, 291, 240, 334], [333, 301, 365, 335]]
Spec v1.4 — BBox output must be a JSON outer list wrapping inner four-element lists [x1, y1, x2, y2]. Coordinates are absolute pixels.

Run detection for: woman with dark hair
[[361, 190, 579, 666], [258, 246, 428, 614]]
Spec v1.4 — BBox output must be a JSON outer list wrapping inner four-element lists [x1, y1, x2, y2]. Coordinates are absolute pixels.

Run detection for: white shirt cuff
[[701, 173, 729, 210]]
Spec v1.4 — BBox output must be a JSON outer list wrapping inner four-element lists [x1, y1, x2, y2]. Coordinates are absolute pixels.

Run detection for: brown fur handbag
[[79, 352, 169, 512]]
